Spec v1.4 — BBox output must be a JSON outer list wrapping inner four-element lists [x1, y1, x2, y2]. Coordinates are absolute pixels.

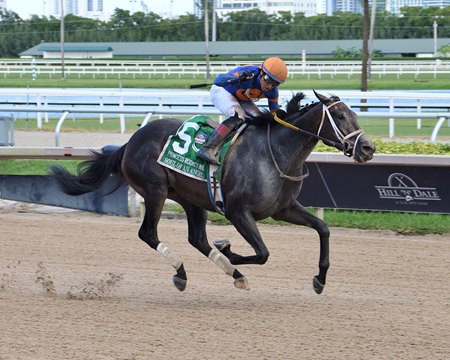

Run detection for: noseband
[[318, 101, 364, 158], [273, 100, 364, 158]]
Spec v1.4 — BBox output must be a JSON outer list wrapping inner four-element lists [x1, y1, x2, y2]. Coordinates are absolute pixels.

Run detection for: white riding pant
[[210, 85, 261, 123]]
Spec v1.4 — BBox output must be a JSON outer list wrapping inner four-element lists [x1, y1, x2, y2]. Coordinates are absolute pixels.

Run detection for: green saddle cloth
[[157, 115, 231, 182]]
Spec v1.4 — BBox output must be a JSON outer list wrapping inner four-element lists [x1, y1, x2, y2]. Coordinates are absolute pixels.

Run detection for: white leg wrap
[[208, 248, 235, 276], [157, 243, 183, 270]]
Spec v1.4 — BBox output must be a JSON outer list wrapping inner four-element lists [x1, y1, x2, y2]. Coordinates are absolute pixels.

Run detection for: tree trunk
[[360, 0, 369, 109]]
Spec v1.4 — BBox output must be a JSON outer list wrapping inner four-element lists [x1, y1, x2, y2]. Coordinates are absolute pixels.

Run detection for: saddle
[[157, 115, 246, 215]]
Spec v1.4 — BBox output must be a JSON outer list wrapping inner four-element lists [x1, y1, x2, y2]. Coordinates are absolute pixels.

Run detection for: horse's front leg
[[272, 201, 330, 295], [215, 210, 270, 266], [174, 198, 249, 290]]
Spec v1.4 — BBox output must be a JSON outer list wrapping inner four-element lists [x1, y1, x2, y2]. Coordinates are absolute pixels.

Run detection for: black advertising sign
[[0, 175, 129, 215], [299, 161, 450, 214]]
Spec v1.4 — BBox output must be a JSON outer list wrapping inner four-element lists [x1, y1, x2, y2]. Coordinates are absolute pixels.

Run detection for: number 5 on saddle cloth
[[157, 115, 243, 215]]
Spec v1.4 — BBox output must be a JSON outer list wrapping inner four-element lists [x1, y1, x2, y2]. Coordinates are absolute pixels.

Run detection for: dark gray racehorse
[[51, 91, 375, 294]]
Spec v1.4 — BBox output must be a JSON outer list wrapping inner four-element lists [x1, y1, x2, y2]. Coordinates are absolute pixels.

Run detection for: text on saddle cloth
[[157, 115, 241, 214]]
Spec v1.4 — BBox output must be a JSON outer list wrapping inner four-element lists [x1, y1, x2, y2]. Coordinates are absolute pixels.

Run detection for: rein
[[273, 105, 343, 150], [267, 123, 309, 182]]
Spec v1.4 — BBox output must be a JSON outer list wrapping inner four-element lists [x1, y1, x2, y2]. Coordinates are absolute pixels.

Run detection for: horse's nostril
[[363, 144, 375, 154]]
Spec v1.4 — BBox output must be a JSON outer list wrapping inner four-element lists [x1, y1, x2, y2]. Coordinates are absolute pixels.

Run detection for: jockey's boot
[[197, 115, 244, 165]]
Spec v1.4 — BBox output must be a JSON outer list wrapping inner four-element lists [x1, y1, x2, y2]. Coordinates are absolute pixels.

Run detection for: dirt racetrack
[[0, 201, 449, 360]]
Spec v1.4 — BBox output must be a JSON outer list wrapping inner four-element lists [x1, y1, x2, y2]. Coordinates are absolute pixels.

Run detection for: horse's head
[[313, 90, 375, 163]]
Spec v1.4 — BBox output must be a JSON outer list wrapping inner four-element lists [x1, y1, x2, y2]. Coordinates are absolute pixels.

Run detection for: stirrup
[[197, 148, 220, 165]]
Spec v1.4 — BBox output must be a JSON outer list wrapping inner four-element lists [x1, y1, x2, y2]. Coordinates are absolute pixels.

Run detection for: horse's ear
[[313, 90, 332, 105]]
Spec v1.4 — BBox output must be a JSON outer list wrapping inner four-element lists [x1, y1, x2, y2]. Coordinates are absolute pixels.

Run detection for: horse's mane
[[247, 92, 323, 127]]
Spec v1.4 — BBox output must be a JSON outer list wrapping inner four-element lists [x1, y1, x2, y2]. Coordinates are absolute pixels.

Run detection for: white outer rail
[[1, 89, 449, 145], [0, 106, 220, 146], [1, 106, 448, 146]]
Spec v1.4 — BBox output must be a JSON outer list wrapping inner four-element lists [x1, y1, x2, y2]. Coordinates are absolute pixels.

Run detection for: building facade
[[45, 0, 450, 20], [372, 0, 450, 14], [198, 0, 362, 18], [382, 0, 423, 14], [198, 0, 449, 18], [423, 0, 450, 7], [51, 0, 105, 20], [211, 0, 321, 17], [334, 0, 363, 13]]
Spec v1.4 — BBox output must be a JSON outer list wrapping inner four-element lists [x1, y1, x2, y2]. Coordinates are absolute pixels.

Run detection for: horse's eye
[[337, 114, 345, 120]]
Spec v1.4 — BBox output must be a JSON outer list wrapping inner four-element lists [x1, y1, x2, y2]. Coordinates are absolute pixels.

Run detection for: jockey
[[197, 57, 289, 165]]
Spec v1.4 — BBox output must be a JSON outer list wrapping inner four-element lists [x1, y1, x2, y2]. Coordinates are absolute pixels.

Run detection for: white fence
[[2, 59, 450, 79], [0, 88, 449, 145]]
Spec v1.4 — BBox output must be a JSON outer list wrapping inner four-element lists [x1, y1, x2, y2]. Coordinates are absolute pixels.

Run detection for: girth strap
[[207, 165, 225, 215]]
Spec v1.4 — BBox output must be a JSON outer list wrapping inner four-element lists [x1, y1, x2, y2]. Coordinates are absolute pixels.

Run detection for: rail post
[[431, 116, 446, 143], [389, 97, 395, 138], [55, 111, 70, 147], [0, 115, 14, 146]]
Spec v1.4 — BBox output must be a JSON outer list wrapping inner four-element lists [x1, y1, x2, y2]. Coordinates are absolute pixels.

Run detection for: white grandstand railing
[[0, 88, 448, 145]]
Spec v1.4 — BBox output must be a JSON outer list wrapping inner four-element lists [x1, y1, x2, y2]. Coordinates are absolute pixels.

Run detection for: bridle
[[273, 100, 364, 158], [317, 101, 364, 158], [268, 100, 364, 181]]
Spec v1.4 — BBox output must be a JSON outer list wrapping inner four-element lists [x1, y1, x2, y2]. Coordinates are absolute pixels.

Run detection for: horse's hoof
[[173, 275, 187, 292], [312, 276, 325, 294], [234, 276, 250, 290], [213, 239, 231, 252]]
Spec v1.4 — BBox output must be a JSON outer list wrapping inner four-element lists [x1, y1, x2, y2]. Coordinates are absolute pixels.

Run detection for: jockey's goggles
[[263, 73, 281, 87]]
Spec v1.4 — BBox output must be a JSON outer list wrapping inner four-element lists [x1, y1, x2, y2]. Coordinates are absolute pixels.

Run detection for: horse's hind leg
[[272, 201, 330, 295], [139, 189, 187, 291], [175, 198, 249, 290]]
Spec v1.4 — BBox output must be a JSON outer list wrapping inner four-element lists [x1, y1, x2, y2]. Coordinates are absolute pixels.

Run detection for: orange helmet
[[262, 57, 288, 84]]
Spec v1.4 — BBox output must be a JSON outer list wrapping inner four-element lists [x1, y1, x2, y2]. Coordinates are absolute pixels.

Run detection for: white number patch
[[172, 122, 200, 155]]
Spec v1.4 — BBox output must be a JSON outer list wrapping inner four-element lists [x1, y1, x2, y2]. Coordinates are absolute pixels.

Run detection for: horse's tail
[[51, 144, 127, 196]]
